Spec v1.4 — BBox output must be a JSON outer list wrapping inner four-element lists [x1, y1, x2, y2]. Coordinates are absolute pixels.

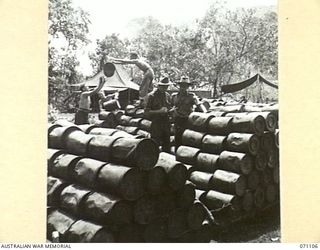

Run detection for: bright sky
[[72, 0, 277, 75]]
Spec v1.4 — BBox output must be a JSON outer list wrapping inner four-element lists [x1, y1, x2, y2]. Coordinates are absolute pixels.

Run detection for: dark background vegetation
[[48, 0, 278, 112]]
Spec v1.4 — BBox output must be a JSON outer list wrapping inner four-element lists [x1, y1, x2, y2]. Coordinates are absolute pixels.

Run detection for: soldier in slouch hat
[[144, 76, 172, 152], [171, 76, 199, 150]]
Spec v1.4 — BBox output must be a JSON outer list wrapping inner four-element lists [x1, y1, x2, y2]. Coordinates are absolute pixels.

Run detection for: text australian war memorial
[[47, 0, 279, 243]]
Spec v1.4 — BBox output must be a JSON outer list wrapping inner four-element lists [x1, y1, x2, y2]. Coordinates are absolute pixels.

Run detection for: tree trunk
[[212, 77, 218, 98]]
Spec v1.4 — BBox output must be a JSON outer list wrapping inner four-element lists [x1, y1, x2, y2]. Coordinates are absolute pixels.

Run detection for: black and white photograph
[[47, 0, 280, 243]]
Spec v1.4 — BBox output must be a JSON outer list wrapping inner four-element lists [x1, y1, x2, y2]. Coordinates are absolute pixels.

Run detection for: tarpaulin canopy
[[81, 64, 139, 91], [259, 75, 279, 89], [221, 74, 278, 93]]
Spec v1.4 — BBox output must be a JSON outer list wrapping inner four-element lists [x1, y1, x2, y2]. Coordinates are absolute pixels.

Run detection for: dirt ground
[[52, 113, 281, 243], [50, 112, 101, 125]]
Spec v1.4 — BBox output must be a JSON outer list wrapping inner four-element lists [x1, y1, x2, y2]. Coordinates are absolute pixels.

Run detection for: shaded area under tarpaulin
[[221, 74, 278, 93], [221, 74, 259, 93]]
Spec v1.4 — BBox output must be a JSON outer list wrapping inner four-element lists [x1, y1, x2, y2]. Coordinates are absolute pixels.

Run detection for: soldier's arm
[[83, 77, 105, 96], [168, 94, 176, 112], [137, 60, 152, 69], [111, 57, 137, 64], [98, 92, 108, 109], [146, 108, 168, 116]]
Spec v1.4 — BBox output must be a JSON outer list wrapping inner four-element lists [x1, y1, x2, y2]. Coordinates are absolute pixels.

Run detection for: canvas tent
[[80, 64, 140, 110], [83, 63, 139, 91]]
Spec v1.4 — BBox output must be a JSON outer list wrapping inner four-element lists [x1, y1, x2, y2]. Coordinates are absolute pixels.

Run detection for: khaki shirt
[[171, 91, 198, 118], [144, 89, 171, 122]]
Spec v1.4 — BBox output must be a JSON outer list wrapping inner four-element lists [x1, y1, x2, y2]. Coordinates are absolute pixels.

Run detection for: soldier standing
[[144, 77, 172, 153], [109, 52, 154, 100], [75, 77, 105, 125], [74, 63, 115, 124], [171, 76, 199, 150]]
